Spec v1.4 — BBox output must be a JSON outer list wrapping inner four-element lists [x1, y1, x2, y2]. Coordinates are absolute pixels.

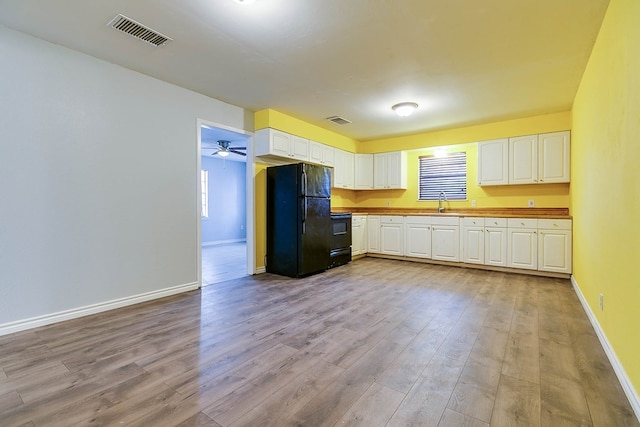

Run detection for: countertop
[[330, 207, 571, 219]]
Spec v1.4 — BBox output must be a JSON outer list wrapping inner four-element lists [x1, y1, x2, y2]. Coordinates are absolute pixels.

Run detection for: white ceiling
[[0, 0, 609, 141]]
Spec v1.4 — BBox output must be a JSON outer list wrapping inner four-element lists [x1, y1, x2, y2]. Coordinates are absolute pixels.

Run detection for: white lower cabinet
[[431, 217, 460, 262], [404, 216, 432, 258], [357, 213, 570, 277], [484, 218, 508, 267], [538, 219, 572, 274], [380, 216, 404, 256], [461, 217, 485, 264], [507, 218, 538, 270], [352, 215, 368, 256], [367, 215, 381, 253]]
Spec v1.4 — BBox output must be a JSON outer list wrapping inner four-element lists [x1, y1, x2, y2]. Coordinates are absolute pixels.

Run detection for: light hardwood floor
[[202, 242, 247, 286], [1, 258, 637, 426]]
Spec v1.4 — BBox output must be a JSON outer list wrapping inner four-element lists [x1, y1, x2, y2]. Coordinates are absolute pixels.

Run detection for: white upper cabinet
[[477, 139, 508, 186], [309, 140, 335, 167], [478, 131, 570, 186], [255, 128, 310, 162], [538, 131, 570, 183], [333, 148, 354, 189], [354, 154, 374, 189], [374, 151, 407, 189], [509, 135, 538, 184]]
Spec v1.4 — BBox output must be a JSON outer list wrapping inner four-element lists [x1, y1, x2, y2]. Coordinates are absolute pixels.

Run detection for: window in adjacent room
[[418, 152, 467, 201], [201, 169, 209, 218]]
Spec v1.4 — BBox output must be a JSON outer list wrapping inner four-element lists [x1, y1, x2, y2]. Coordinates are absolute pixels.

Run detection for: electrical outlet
[[528, 199, 535, 208], [471, 200, 477, 207], [599, 294, 604, 311]]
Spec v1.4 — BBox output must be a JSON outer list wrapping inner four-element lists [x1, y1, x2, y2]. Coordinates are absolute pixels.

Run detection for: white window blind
[[418, 152, 467, 201]]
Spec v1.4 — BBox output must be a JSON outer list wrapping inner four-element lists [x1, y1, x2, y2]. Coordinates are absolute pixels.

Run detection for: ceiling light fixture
[[217, 149, 230, 157], [232, 0, 256, 4], [392, 102, 419, 117]]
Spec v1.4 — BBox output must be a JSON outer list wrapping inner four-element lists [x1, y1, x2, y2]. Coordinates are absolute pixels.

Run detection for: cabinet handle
[[521, 222, 525, 226]]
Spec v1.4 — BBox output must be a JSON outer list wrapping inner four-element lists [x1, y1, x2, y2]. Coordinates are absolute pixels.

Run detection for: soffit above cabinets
[[0, 0, 609, 141]]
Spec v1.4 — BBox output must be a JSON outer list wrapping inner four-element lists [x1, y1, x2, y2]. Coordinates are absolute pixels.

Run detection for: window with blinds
[[418, 152, 467, 201]]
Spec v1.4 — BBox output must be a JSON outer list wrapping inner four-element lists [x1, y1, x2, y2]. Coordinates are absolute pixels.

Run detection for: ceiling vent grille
[[326, 116, 352, 125], [107, 14, 172, 47]]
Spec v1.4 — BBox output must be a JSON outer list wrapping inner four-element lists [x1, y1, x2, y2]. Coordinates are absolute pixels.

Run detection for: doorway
[[197, 120, 254, 287]]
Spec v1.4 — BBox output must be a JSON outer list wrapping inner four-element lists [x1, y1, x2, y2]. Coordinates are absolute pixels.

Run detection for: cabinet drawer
[[352, 215, 366, 226], [405, 215, 431, 225], [538, 219, 572, 230], [462, 217, 485, 227], [508, 218, 538, 229], [484, 217, 507, 228], [431, 216, 460, 226], [381, 215, 404, 224]]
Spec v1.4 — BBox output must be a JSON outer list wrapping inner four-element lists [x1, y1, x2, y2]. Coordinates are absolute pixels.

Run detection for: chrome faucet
[[438, 191, 447, 213]]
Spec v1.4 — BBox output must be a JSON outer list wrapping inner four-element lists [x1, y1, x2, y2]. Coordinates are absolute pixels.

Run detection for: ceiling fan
[[212, 140, 246, 157]]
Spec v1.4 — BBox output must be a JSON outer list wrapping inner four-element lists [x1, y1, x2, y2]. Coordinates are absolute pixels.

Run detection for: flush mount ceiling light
[[232, 0, 256, 4], [392, 102, 419, 117]]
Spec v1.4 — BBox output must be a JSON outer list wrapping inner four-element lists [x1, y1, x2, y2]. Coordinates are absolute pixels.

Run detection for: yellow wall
[[571, 0, 640, 400]]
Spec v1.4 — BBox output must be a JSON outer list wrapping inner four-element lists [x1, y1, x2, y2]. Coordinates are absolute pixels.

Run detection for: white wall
[[0, 25, 253, 332]]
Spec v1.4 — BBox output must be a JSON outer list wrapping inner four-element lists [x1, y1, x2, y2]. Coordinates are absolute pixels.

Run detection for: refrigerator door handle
[[301, 167, 307, 196], [302, 198, 307, 234]]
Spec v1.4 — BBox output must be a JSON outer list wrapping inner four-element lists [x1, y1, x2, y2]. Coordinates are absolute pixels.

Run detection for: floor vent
[[107, 14, 172, 47], [326, 116, 352, 125]]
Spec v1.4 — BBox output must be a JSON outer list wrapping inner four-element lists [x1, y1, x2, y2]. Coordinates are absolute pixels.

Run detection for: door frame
[[196, 118, 255, 287]]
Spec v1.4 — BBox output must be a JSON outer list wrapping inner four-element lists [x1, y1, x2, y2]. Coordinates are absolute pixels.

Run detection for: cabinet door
[[271, 130, 292, 158], [539, 131, 570, 183], [386, 151, 407, 189], [381, 223, 404, 256], [508, 228, 537, 270], [354, 154, 374, 189], [509, 135, 538, 184], [290, 135, 309, 161], [538, 229, 572, 273], [432, 225, 460, 262], [405, 223, 432, 258], [484, 227, 508, 267], [333, 149, 351, 189], [321, 144, 335, 167], [352, 216, 367, 256], [309, 141, 324, 165], [373, 153, 387, 189], [343, 151, 355, 189], [478, 139, 508, 186], [367, 216, 380, 253], [462, 226, 484, 264]]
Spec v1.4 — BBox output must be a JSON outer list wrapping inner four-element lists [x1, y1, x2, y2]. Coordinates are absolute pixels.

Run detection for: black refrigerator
[[266, 163, 331, 278]]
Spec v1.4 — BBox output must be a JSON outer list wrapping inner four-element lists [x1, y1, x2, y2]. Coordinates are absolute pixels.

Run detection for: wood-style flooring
[[1, 258, 638, 426], [202, 242, 247, 286]]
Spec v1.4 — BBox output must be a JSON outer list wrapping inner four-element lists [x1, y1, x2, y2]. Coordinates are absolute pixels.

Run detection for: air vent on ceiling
[[326, 116, 352, 125], [107, 14, 172, 47]]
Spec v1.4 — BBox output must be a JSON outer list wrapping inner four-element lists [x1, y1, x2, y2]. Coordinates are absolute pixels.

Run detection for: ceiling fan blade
[[228, 146, 246, 150], [230, 149, 246, 156]]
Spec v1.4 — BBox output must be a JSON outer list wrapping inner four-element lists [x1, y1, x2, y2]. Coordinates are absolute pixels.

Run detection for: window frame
[[417, 151, 467, 201]]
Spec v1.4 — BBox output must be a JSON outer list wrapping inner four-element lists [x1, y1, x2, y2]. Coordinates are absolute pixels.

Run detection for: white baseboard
[[571, 276, 640, 422], [0, 281, 199, 337], [202, 239, 246, 247]]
